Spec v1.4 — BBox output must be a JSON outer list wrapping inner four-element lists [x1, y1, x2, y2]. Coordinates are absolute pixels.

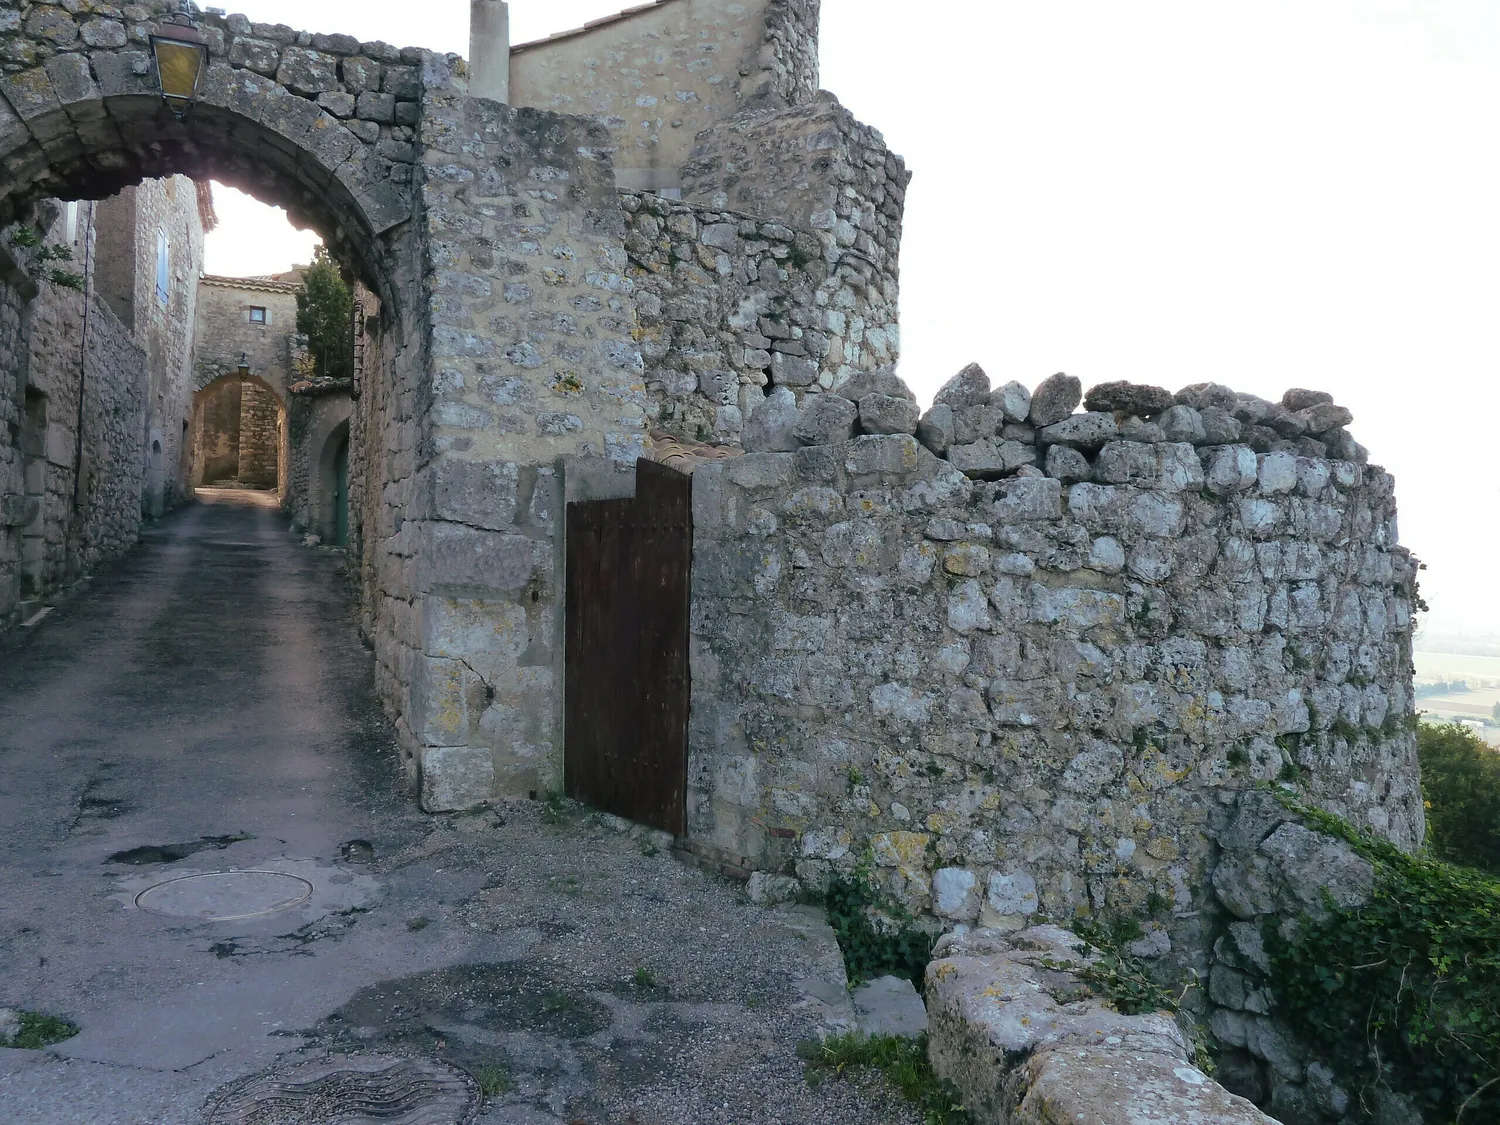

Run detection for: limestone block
[[416, 522, 540, 594], [1083, 380, 1176, 416], [742, 386, 799, 452], [991, 477, 1061, 523], [948, 438, 1036, 479], [1206, 446, 1259, 494], [1120, 415, 1167, 442], [1178, 382, 1241, 412], [933, 867, 981, 919], [1295, 401, 1354, 434], [836, 366, 917, 402], [934, 362, 991, 407], [794, 394, 858, 446], [1044, 444, 1091, 483], [1039, 411, 1118, 449], [1160, 404, 1207, 443], [852, 975, 928, 1037], [1012, 1046, 1276, 1125], [229, 36, 282, 76], [953, 404, 1004, 445], [1201, 405, 1243, 444], [919, 407, 955, 459], [429, 458, 519, 530], [857, 393, 919, 436], [420, 745, 495, 812], [1028, 372, 1082, 426]]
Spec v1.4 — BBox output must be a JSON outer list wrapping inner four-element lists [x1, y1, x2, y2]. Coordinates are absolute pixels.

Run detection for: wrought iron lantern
[[150, 5, 209, 118]]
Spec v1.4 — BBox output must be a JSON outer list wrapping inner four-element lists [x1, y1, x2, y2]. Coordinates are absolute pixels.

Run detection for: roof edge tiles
[[510, 0, 678, 53], [200, 275, 304, 294]]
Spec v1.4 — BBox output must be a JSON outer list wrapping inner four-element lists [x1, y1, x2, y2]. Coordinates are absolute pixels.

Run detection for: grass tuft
[[1, 1011, 80, 1050], [799, 1033, 968, 1124]]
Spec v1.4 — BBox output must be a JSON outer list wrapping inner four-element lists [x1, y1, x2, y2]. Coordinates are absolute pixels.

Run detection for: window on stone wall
[[249, 306, 267, 324], [155, 230, 170, 307]]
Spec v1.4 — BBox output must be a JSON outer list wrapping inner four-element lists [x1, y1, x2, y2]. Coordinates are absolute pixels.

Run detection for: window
[[155, 230, 169, 306], [249, 306, 267, 324]]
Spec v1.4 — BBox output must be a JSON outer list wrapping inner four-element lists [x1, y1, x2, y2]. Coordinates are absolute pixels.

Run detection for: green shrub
[[1268, 796, 1500, 1123], [1419, 723, 1500, 876], [824, 871, 934, 987]]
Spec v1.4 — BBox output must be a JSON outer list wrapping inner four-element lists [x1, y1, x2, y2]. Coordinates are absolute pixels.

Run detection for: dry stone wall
[[0, 201, 149, 627], [624, 189, 846, 445], [689, 367, 1419, 973], [681, 93, 908, 387]]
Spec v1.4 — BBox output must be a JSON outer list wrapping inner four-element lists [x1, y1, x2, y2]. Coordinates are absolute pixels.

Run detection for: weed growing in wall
[[824, 866, 934, 986], [1267, 795, 1500, 1123]]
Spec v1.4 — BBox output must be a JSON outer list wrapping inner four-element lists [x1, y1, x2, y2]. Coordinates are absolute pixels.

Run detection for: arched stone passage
[[0, 2, 419, 309], [190, 369, 284, 490]]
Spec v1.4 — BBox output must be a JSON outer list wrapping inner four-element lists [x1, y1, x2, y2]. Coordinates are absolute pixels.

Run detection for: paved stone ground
[[0, 490, 919, 1124]]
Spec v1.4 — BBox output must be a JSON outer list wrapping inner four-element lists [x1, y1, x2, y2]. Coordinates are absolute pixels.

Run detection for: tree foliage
[[1419, 722, 1500, 876], [295, 247, 354, 380]]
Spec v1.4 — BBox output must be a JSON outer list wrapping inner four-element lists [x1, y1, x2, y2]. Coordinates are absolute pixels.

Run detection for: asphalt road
[[0, 491, 458, 1122], [0, 490, 912, 1125]]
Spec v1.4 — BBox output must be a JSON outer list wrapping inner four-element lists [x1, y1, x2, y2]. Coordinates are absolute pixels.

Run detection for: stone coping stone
[[925, 926, 1276, 1125]]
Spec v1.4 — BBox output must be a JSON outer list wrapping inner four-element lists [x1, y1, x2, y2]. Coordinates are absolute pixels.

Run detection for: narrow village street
[[0, 491, 915, 1125]]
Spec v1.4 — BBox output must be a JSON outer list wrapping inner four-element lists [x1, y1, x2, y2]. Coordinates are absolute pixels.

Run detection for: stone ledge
[[926, 926, 1276, 1125]]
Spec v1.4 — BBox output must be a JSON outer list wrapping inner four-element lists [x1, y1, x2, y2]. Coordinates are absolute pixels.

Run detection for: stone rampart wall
[[624, 189, 842, 444], [681, 95, 908, 389], [688, 369, 1419, 961]]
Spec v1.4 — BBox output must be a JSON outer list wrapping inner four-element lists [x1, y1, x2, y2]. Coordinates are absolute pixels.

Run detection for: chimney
[[469, 0, 511, 103]]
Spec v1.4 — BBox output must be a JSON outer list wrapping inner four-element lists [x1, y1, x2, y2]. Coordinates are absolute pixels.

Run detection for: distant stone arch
[[190, 369, 285, 490]]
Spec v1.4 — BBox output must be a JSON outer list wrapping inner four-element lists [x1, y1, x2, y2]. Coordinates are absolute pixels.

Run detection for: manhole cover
[[134, 871, 314, 922], [204, 1055, 480, 1124]]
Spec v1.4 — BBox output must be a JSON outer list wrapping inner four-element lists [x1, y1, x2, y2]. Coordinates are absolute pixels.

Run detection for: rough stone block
[[852, 975, 928, 1037], [1028, 372, 1082, 426], [858, 393, 919, 436], [917, 404, 954, 455], [416, 523, 540, 594], [420, 745, 494, 812], [935, 362, 991, 407], [1038, 411, 1118, 449], [742, 386, 799, 452], [794, 394, 857, 446]]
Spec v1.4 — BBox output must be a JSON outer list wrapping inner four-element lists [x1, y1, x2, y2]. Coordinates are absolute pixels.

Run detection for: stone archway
[[190, 369, 284, 491], [0, 3, 416, 308]]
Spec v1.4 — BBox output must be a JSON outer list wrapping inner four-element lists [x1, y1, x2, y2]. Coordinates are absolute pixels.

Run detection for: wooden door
[[564, 459, 691, 836]]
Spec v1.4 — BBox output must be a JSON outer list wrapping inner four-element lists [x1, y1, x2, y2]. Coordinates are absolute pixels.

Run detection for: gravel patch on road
[[304, 798, 923, 1125]]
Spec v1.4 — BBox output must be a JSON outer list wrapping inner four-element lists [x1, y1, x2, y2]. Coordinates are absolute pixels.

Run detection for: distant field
[[1414, 651, 1500, 685]]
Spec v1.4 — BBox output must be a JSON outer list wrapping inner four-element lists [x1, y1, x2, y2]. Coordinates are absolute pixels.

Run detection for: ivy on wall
[[1268, 796, 1500, 1123]]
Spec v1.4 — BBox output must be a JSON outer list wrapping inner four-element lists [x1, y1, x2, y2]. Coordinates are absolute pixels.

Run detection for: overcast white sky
[[204, 0, 1500, 640]]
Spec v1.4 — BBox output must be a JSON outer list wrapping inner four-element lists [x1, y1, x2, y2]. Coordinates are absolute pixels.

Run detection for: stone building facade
[[0, 178, 206, 629], [190, 273, 301, 493]]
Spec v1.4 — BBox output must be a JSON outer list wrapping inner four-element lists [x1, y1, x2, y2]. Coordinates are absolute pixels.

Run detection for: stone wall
[[624, 189, 834, 444], [237, 379, 280, 488], [509, 0, 820, 193], [404, 68, 650, 808], [285, 385, 352, 541], [681, 95, 909, 387], [0, 201, 150, 627], [688, 369, 1419, 957], [92, 177, 207, 515]]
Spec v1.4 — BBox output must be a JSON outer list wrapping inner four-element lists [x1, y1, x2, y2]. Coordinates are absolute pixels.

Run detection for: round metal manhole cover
[[204, 1055, 480, 1125], [134, 871, 314, 922]]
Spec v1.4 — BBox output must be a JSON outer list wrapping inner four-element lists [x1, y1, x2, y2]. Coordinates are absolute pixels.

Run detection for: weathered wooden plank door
[[564, 458, 691, 836]]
